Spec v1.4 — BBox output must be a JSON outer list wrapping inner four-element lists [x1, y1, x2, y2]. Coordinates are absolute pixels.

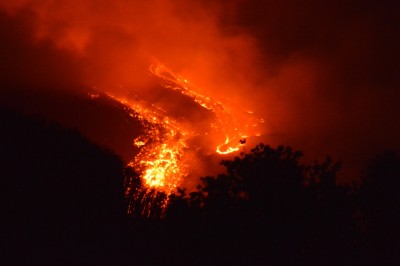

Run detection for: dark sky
[[0, 0, 399, 181]]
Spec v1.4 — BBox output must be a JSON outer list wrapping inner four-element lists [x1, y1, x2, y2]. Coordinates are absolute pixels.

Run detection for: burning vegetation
[[101, 61, 264, 216]]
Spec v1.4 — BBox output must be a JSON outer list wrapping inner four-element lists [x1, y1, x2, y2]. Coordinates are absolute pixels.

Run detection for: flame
[[106, 92, 190, 196], [216, 136, 247, 155], [101, 60, 264, 215]]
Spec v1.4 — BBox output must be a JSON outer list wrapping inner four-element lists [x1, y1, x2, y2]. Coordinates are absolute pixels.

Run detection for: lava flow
[[104, 61, 263, 215]]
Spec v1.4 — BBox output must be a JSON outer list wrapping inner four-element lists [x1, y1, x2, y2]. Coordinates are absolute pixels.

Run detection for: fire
[[106, 92, 190, 196], [102, 60, 263, 215], [216, 136, 247, 155]]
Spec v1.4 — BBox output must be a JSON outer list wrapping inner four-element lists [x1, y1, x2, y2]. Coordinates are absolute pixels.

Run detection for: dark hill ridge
[[0, 107, 202, 265], [1, 107, 400, 265], [0, 107, 130, 265], [0, 87, 143, 162]]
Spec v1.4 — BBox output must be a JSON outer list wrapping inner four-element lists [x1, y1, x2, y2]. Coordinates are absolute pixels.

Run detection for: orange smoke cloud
[[1, 0, 399, 183], [0, 0, 267, 193], [0, 0, 261, 103]]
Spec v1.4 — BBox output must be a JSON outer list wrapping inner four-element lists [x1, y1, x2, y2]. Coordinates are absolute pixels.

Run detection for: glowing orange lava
[[104, 60, 263, 213]]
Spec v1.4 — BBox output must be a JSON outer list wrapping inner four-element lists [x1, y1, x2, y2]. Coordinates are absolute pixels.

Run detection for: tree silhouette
[[357, 150, 400, 264], [5, 105, 399, 265], [124, 166, 168, 219], [165, 143, 356, 265]]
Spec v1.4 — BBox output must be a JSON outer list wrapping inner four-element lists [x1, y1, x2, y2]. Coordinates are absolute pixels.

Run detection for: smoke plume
[[0, 0, 399, 181]]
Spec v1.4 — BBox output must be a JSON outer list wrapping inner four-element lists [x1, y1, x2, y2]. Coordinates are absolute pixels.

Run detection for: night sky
[[1, 0, 399, 181]]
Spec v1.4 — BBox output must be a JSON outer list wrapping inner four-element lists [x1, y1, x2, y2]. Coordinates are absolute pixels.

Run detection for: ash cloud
[[225, 0, 400, 179], [0, 0, 260, 96], [0, 8, 82, 90], [1, 0, 399, 180]]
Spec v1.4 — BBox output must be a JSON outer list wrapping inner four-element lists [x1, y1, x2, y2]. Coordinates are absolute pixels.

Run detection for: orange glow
[[216, 136, 247, 155], [2, 0, 399, 207], [0, 1, 267, 214], [105, 61, 264, 213]]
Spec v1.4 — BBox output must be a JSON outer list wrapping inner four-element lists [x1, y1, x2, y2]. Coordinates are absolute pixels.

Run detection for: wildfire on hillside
[[97, 61, 264, 216]]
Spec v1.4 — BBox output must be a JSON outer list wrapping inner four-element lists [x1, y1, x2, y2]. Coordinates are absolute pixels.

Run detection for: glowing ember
[[106, 92, 190, 196], [101, 60, 263, 215], [216, 136, 247, 155]]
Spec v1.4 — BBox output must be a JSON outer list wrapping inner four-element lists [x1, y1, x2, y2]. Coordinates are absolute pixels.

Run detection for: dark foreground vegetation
[[1, 107, 400, 265]]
